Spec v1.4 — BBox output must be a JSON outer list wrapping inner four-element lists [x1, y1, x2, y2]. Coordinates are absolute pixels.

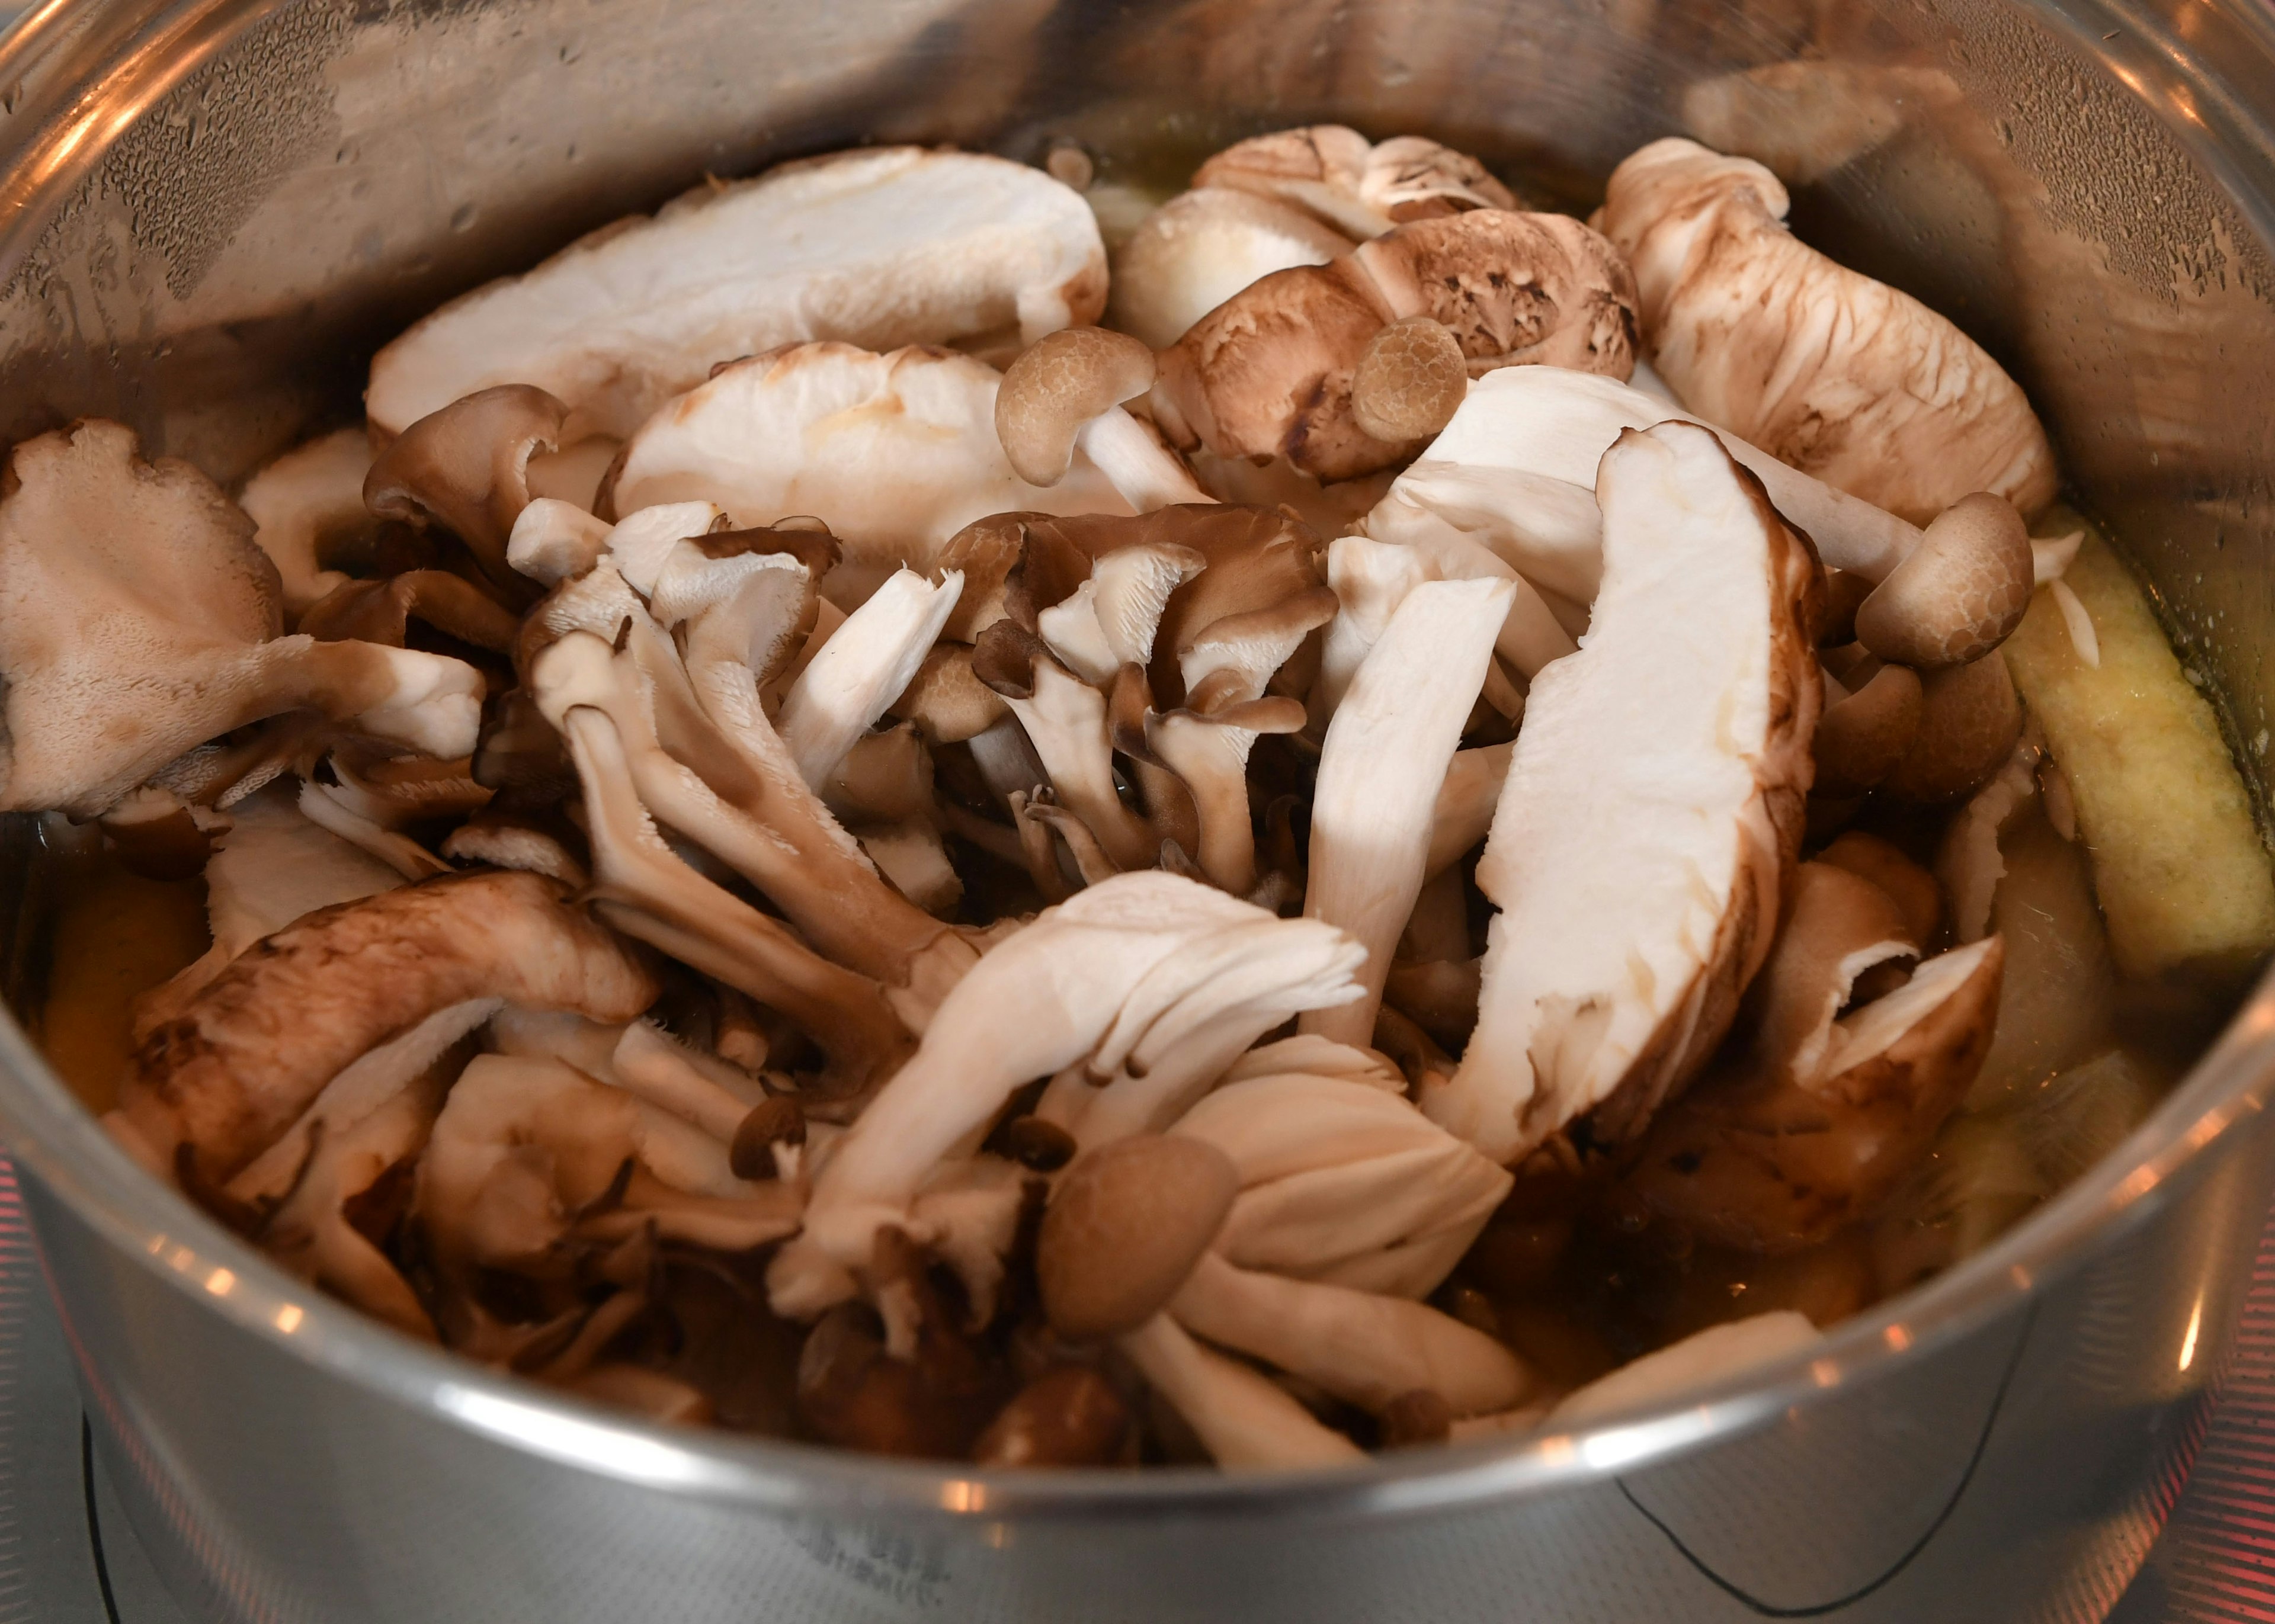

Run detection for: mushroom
[[1425, 742, 1513, 878], [1878, 649, 2024, 803], [1191, 126, 1520, 238], [1420, 421, 1823, 1164], [1545, 1311, 1821, 1427], [1037, 1134, 1239, 1338], [297, 570, 523, 654], [972, 1365, 1133, 1467], [113, 869, 658, 1185], [0, 421, 485, 817], [1152, 208, 1639, 482], [768, 872, 1364, 1322], [1110, 189, 1354, 350], [530, 547, 979, 1019], [1745, 862, 1922, 1087], [1300, 576, 1514, 1045], [1347, 316, 1470, 444], [603, 344, 1133, 607], [364, 386, 570, 595], [367, 148, 1108, 441], [1812, 662, 1923, 797], [995, 327, 1212, 510], [1852, 493, 2035, 667], [1598, 138, 2056, 524], [236, 428, 373, 618], [1619, 934, 2006, 1251], [777, 567, 965, 787], [973, 622, 1161, 872], [506, 498, 614, 585], [1115, 1314, 1364, 1468], [1363, 362, 1928, 592], [887, 644, 1009, 744]]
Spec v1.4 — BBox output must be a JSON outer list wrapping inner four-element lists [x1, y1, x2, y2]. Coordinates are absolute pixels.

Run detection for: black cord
[[1617, 1299, 2040, 1619], [79, 1413, 126, 1624]]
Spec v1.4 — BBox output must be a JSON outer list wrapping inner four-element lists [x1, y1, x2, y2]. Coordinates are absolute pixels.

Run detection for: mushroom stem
[[777, 568, 965, 788], [559, 707, 912, 1099], [1427, 742, 1513, 877], [1170, 1252, 1531, 1417], [1074, 408, 1214, 511], [1116, 1314, 1364, 1468], [1302, 577, 1513, 1047]]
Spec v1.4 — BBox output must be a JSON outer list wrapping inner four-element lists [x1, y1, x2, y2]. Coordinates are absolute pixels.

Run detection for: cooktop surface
[[0, 1153, 2267, 1624]]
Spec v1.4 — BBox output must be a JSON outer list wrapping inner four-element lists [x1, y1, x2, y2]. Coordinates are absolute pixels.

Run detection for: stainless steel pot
[[0, 0, 2270, 1617]]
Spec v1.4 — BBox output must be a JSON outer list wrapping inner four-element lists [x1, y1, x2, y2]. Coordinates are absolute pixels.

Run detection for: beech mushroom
[[995, 327, 1212, 510], [0, 422, 485, 817], [1852, 494, 2035, 667], [777, 567, 966, 787], [1038, 1133, 1240, 1338], [1879, 650, 2024, 803], [113, 869, 658, 1185], [1152, 208, 1639, 481], [1599, 139, 2056, 524], [604, 344, 1133, 605], [1813, 662, 1923, 797], [368, 148, 1108, 439], [1420, 421, 1822, 1164], [1301, 576, 1513, 1045]]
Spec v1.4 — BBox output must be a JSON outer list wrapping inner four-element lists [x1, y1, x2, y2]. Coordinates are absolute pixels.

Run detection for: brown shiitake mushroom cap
[[996, 328, 1158, 488], [1038, 1133, 1239, 1340], [1854, 493, 2034, 668], [1350, 317, 1468, 444], [1879, 650, 2023, 803], [1813, 662, 1922, 796]]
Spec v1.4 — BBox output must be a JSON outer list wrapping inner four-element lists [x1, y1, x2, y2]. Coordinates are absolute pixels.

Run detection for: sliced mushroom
[[995, 327, 1210, 510], [114, 869, 658, 1184], [1420, 421, 1822, 1164], [0, 422, 484, 817], [1301, 576, 1513, 1045], [1600, 139, 2056, 524], [507, 498, 613, 586], [1152, 208, 1638, 481], [604, 344, 1133, 606], [369, 148, 1107, 439]]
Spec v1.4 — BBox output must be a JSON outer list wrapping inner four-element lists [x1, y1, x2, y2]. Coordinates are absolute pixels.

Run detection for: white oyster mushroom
[[1302, 577, 1514, 1047], [236, 428, 369, 615], [1366, 364, 1925, 591], [994, 327, 1213, 512], [769, 872, 1364, 1320], [605, 343, 1132, 606], [1313, 534, 1433, 723], [368, 148, 1108, 440], [777, 567, 965, 789], [1034, 542, 1206, 685], [1422, 421, 1822, 1164]]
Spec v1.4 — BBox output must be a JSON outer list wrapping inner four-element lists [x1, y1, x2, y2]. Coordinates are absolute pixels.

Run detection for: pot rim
[[1, 0, 2272, 1527]]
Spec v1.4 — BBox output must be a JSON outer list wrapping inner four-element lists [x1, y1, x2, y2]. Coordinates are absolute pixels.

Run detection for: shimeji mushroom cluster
[[9, 127, 2098, 1466]]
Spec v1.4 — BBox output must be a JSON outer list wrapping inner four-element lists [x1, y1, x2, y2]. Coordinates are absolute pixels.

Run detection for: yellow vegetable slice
[[2003, 527, 2275, 983]]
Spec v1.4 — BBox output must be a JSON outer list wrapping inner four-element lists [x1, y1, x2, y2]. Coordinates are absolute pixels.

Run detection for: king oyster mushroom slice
[[1621, 934, 2006, 1251], [1302, 576, 1513, 1045], [1600, 139, 2056, 525], [1151, 208, 1639, 483], [605, 344, 1133, 608], [769, 872, 1364, 1321], [237, 428, 373, 618], [1421, 421, 1823, 1165], [111, 869, 658, 1186], [0, 422, 484, 819], [367, 147, 1108, 441]]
